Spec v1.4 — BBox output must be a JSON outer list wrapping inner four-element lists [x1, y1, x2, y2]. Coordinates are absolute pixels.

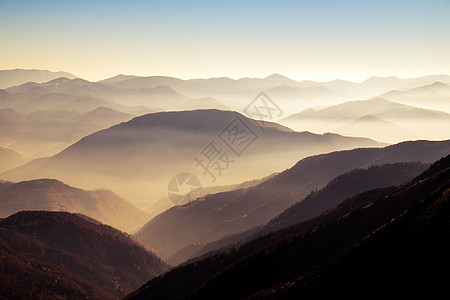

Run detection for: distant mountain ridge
[[0, 69, 77, 89], [4, 70, 450, 115], [0, 109, 381, 214], [2, 71, 449, 159], [0, 106, 133, 158], [379, 81, 450, 112], [280, 97, 450, 142]]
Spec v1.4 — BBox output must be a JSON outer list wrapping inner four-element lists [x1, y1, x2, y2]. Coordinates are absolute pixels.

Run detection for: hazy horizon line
[[3, 68, 450, 85]]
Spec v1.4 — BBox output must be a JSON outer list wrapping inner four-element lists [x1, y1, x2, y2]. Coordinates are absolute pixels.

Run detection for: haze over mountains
[[135, 140, 449, 262], [1, 70, 449, 217], [380, 81, 450, 112], [0, 69, 449, 299], [280, 97, 450, 143], [1, 109, 381, 213], [0, 145, 26, 173], [3, 71, 450, 115], [100, 73, 450, 111], [0, 69, 77, 89], [0, 106, 134, 158], [0, 178, 150, 233], [1, 70, 449, 159]]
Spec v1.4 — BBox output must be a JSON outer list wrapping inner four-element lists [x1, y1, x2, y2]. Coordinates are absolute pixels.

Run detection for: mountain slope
[[256, 160, 450, 299], [0, 146, 26, 173], [0, 179, 150, 233], [1, 109, 381, 213], [174, 162, 428, 264], [263, 162, 428, 234], [0, 211, 169, 299], [135, 140, 449, 261], [334, 114, 415, 143], [125, 155, 450, 300]]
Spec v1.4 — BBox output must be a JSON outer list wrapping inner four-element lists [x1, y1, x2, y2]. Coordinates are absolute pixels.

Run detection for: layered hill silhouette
[[171, 161, 429, 264], [2, 72, 450, 162], [0, 211, 168, 299], [1, 77, 225, 113], [298, 74, 450, 98], [0, 106, 133, 158], [99, 73, 450, 114], [1, 109, 381, 213], [103, 73, 450, 102], [335, 114, 414, 143], [135, 140, 449, 261], [0, 69, 77, 89], [1, 69, 449, 299], [251, 157, 450, 299], [280, 97, 450, 142], [3, 71, 450, 117], [380, 81, 450, 112], [125, 155, 450, 300], [0, 179, 150, 233]]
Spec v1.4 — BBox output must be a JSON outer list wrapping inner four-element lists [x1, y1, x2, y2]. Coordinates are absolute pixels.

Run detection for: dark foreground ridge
[[0, 211, 169, 299]]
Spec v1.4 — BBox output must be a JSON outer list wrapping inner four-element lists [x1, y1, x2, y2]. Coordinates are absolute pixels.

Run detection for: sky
[[0, 0, 449, 82]]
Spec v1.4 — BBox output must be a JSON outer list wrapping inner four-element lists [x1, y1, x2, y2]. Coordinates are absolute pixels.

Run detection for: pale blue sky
[[1, 0, 449, 81]]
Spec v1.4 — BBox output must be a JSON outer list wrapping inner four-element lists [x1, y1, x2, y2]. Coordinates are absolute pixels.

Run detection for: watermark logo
[[166, 91, 282, 193], [244, 92, 283, 129], [193, 92, 282, 184], [219, 116, 258, 156], [167, 173, 203, 205], [193, 116, 259, 183], [194, 141, 234, 183]]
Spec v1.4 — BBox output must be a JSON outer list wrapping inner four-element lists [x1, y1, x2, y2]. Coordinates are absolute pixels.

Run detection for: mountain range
[[125, 154, 450, 300], [134, 139, 449, 262], [380, 81, 450, 112], [0, 106, 133, 158], [0, 69, 77, 89], [1, 109, 381, 214], [280, 96, 450, 142], [170, 161, 429, 265], [3, 70, 450, 117], [1, 69, 449, 299], [101, 73, 450, 104], [1, 70, 450, 162]]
